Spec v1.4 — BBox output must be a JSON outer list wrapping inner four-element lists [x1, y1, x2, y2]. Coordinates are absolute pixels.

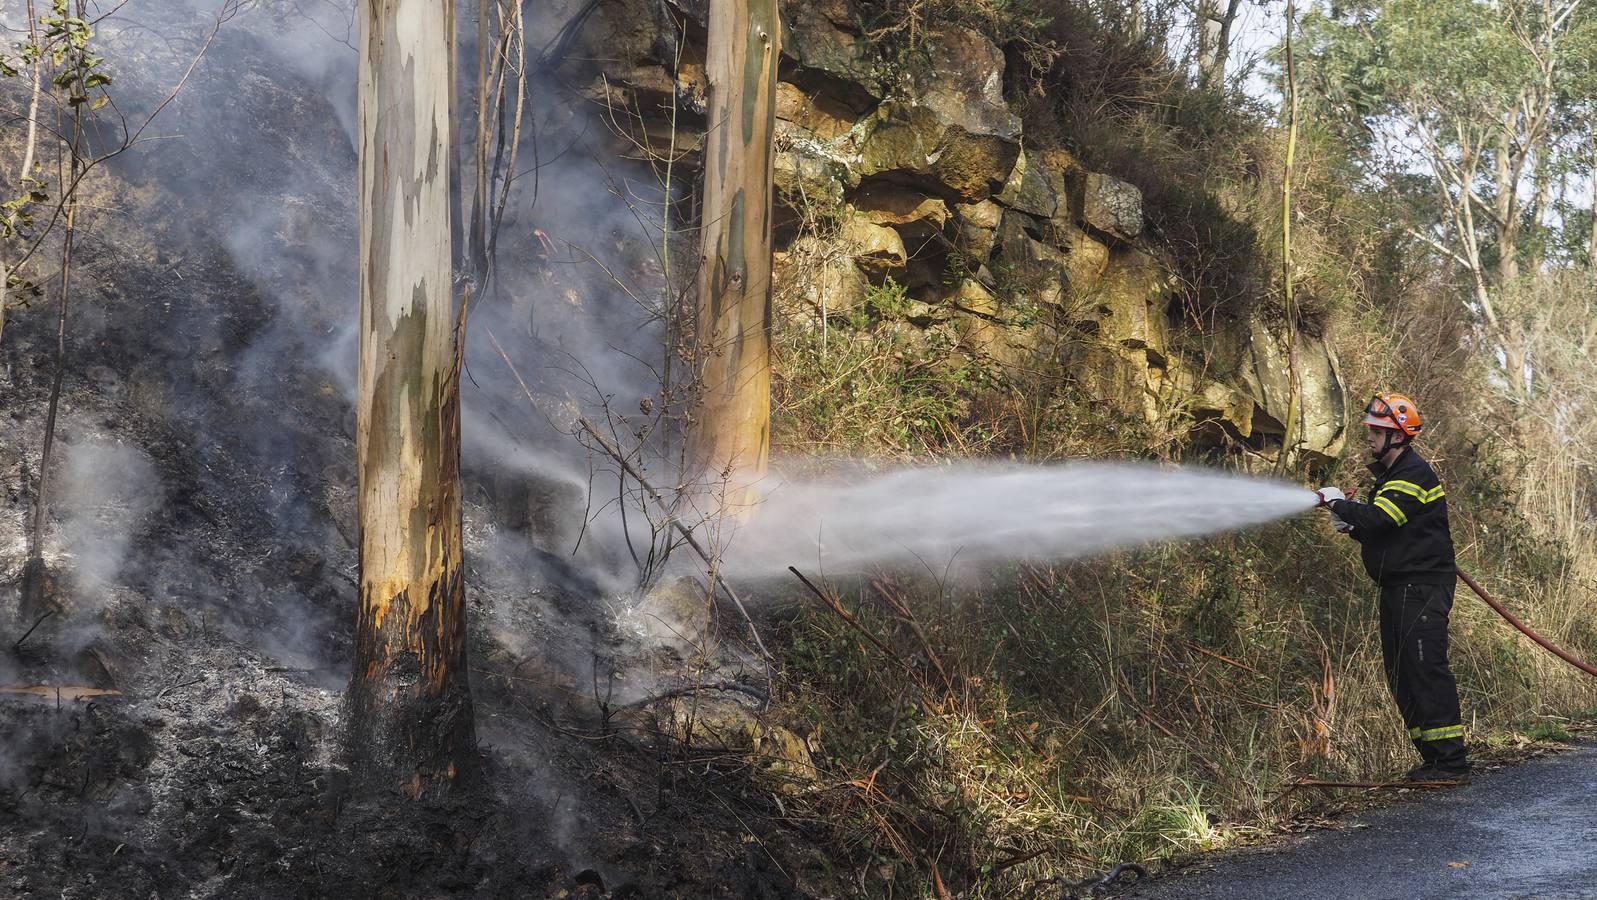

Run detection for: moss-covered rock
[[1229, 317, 1349, 462], [776, 237, 871, 317], [951, 279, 1034, 369], [953, 198, 1004, 262], [666, 701, 819, 794], [855, 30, 1021, 201], [995, 213, 1070, 307], [781, 0, 883, 113], [996, 149, 1062, 219], [1090, 248, 1171, 361]]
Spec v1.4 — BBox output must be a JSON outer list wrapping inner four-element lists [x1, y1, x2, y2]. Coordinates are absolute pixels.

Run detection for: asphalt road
[[1125, 745, 1597, 900]]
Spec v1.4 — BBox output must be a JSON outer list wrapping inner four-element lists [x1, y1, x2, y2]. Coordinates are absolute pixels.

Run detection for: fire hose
[[1458, 567, 1597, 679]]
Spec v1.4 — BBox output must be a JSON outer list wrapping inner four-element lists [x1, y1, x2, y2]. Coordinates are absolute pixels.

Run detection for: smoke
[[57, 435, 163, 602], [721, 461, 1319, 579], [40, 0, 681, 648]]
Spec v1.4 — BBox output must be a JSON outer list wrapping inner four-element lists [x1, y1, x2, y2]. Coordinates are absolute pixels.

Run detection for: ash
[[0, 2, 809, 896]]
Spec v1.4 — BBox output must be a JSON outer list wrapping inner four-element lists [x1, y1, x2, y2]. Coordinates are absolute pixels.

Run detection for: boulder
[[1229, 318, 1348, 462], [1081, 172, 1143, 240], [950, 278, 1033, 369], [776, 237, 871, 317], [851, 182, 951, 260], [666, 700, 818, 794], [776, 82, 861, 143], [839, 212, 908, 277], [953, 199, 1003, 261], [774, 130, 850, 214], [995, 149, 1061, 219], [856, 29, 1021, 201], [1089, 248, 1170, 362], [615, 576, 710, 655], [782, 1, 883, 113], [995, 213, 1069, 307], [852, 183, 950, 230], [533, 0, 661, 83], [1072, 342, 1161, 420], [1051, 219, 1111, 297], [1186, 370, 1260, 442], [908, 29, 1021, 142]]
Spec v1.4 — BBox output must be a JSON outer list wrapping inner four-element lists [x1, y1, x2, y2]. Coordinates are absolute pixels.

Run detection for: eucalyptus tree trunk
[[0, 1, 43, 350], [346, 0, 477, 797], [1589, 147, 1597, 267], [690, 0, 779, 518], [1493, 126, 1522, 286], [1196, 0, 1242, 90]]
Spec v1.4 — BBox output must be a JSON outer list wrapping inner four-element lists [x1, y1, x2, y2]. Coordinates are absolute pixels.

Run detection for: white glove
[[1329, 511, 1354, 533], [1315, 486, 1346, 507]]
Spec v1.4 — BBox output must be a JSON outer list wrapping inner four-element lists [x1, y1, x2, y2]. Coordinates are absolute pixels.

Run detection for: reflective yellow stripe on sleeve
[[1379, 480, 1427, 500], [1418, 724, 1464, 742], [1374, 496, 1408, 525], [1378, 480, 1446, 503]]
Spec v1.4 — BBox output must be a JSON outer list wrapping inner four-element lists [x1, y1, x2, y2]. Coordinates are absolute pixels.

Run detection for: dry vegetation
[[759, 0, 1597, 895]]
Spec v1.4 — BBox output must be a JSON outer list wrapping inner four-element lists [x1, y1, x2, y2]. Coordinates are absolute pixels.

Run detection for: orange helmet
[[1362, 392, 1422, 437]]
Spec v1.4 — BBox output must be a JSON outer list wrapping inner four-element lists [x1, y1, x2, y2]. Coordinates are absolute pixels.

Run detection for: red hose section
[[1457, 567, 1597, 680]]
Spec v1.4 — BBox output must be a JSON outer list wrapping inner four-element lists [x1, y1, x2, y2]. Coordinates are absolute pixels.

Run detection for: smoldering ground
[[1, 1, 810, 895]]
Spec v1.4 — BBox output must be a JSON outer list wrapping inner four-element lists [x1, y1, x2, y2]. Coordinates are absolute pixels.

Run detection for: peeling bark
[[346, 0, 477, 798], [690, 0, 779, 517]]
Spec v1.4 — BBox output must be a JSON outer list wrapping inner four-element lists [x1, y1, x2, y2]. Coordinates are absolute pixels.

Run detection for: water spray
[[722, 461, 1319, 577]]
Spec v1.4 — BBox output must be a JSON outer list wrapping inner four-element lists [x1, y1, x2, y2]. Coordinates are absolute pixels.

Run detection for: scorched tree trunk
[[346, 0, 477, 798]]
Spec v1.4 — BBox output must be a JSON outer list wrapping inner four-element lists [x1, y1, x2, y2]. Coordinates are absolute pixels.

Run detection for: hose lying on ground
[[1458, 567, 1597, 679]]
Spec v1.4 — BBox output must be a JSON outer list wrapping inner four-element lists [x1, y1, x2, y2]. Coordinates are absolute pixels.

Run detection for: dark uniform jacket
[[1329, 447, 1456, 586]]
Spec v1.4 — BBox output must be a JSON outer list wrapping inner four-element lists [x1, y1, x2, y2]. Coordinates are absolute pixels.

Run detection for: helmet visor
[[1362, 395, 1402, 430]]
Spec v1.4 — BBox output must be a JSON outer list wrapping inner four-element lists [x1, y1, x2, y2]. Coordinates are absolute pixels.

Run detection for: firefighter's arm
[[1330, 485, 1429, 535]]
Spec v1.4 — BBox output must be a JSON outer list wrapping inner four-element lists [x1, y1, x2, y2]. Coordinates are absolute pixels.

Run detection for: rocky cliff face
[[553, 0, 1348, 461]]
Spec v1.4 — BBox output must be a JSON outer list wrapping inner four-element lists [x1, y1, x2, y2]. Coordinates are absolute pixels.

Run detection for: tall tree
[[1195, 0, 1244, 90], [689, 0, 780, 518], [346, 0, 477, 797], [1298, 0, 1593, 398]]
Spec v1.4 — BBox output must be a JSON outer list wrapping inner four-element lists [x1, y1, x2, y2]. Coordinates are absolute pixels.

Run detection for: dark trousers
[[1379, 581, 1467, 768]]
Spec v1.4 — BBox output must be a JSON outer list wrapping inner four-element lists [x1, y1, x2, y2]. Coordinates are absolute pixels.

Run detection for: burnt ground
[[0, 16, 822, 894], [0, 605, 811, 900], [1125, 744, 1597, 899], [0, 217, 815, 897]]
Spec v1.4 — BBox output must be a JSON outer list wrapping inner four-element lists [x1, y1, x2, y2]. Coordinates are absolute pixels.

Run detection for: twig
[[481, 329, 771, 663], [153, 671, 203, 700], [578, 416, 773, 663], [1181, 639, 1263, 676], [994, 845, 1050, 872], [788, 567, 918, 679], [871, 579, 955, 699], [617, 680, 769, 712], [13, 610, 55, 651]]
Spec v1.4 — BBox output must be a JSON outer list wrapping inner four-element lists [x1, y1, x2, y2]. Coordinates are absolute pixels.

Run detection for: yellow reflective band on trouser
[[1408, 727, 1422, 738], [1417, 725, 1464, 742], [1374, 496, 1408, 525]]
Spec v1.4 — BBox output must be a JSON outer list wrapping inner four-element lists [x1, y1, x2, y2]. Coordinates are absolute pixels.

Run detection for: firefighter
[[1316, 393, 1470, 781]]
